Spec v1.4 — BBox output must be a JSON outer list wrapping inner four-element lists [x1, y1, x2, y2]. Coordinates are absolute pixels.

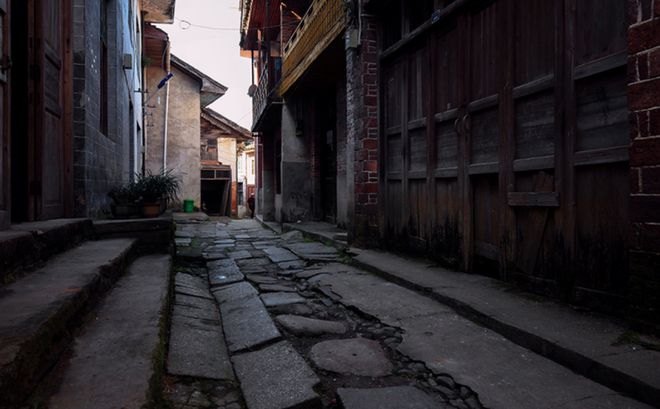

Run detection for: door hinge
[[29, 181, 41, 195]]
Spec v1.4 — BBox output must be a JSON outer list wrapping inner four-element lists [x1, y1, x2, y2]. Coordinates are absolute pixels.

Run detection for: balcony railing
[[252, 57, 281, 130], [279, 0, 346, 95]]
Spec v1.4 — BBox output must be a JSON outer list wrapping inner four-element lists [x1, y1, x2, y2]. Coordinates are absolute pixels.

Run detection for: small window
[[251, 159, 255, 176], [237, 182, 244, 205]]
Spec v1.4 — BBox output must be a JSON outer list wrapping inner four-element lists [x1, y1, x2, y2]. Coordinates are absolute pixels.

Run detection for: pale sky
[[159, 0, 253, 129]]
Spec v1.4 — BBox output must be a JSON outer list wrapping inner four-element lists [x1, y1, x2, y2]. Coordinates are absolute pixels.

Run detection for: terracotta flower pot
[[141, 202, 162, 218]]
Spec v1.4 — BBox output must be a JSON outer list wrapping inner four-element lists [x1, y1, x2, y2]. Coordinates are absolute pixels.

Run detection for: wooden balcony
[[279, 0, 347, 95], [252, 58, 281, 131]]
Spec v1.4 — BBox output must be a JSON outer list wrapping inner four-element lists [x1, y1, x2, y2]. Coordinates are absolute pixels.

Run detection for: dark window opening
[[237, 182, 244, 205]]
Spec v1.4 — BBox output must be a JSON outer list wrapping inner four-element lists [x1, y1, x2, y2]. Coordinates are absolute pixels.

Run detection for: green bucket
[[183, 199, 195, 213]]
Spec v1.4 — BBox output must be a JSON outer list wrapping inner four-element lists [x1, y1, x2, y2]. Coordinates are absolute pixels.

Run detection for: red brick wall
[[348, 13, 380, 245], [628, 0, 660, 330]]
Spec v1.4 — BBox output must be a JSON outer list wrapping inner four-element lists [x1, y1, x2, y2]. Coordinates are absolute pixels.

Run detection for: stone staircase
[[0, 218, 173, 409]]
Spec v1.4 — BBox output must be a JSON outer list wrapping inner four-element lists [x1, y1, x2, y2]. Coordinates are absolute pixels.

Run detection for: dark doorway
[[201, 180, 231, 216], [10, 0, 29, 222], [319, 93, 337, 223]]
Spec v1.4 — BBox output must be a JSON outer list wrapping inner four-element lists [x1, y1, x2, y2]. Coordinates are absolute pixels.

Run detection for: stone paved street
[[166, 217, 653, 409]]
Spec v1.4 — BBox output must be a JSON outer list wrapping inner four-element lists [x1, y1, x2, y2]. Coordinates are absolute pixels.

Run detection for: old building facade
[[0, 0, 174, 226], [142, 38, 227, 208], [242, 0, 660, 330], [200, 107, 251, 216]]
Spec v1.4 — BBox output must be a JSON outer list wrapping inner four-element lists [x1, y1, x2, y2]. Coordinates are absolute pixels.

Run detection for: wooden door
[[463, 2, 502, 272], [0, 0, 8, 228], [33, 0, 67, 219]]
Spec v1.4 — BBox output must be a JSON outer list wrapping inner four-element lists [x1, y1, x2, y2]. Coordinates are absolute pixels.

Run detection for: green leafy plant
[[135, 170, 181, 204], [108, 183, 140, 205]]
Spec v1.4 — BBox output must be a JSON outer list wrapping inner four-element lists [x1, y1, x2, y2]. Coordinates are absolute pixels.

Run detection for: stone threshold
[[348, 247, 660, 408]]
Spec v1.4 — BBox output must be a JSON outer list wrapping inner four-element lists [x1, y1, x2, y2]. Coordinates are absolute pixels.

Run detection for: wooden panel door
[[34, 0, 66, 219], [431, 20, 461, 266], [464, 1, 501, 271], [568, 0, 630, 307], [507, 0, 562, 295], [0, 0, 8, 228]]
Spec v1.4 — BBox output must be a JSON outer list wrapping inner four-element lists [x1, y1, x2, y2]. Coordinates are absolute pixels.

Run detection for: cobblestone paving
[[167, 217, 484, 409]]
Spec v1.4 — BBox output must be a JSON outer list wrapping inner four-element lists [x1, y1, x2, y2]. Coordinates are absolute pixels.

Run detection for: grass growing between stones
[[145, 259, 175, 409], [613, 330, 660, 352]]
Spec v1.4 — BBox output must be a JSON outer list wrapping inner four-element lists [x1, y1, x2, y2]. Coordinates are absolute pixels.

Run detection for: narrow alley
[[163, 216, 656, 409]]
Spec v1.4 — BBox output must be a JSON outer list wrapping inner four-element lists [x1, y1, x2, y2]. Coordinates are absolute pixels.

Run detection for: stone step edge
[[348, 254, 659, 408], [0, 239, 140, 409], [0, 219, 93, 286]]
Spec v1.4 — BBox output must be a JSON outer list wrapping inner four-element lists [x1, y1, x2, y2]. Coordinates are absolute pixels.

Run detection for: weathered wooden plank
[[434, 109, 459, 123], [468, 162, 499, 175], [508, 192, 560, 207], [513, 155, 555, 172], [467, 94, 499, 113], [573, 51, 626, 80], [407, 118, 426, 131], [434, 167, 459, 179], [573, 146, 629, 167], [512, 74, 554, 100]]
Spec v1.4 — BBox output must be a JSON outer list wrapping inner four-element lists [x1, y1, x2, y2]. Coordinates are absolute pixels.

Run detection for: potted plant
[[135, 170, 180, 217], [108, 183, 140, 219]]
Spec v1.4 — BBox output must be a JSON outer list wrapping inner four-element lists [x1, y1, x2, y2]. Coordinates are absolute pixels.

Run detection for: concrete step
[[350, 248, 660, 407], [46, 255, 171, 409], [0, 218, 92, 285], [0, 238, 137, 408]]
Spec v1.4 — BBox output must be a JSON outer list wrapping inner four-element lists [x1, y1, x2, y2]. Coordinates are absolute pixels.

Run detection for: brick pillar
[[628, 0, 660, 331], [346, 7, 380, 246]]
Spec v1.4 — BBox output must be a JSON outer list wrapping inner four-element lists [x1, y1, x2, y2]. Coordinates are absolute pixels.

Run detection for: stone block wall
[[72, 0, 135, 217], [628, 0, 660, 330]]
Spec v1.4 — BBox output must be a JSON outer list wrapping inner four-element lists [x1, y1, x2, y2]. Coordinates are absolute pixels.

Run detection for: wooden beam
[[508, 192, 560, 207]]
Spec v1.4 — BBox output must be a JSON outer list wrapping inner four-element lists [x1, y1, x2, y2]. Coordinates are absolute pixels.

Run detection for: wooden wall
[[380, 0, 630, 310]]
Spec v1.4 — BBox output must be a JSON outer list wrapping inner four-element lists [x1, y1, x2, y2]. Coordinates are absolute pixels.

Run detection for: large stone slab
[[237, 257, 270, 268], [262, 247, 299, 263], [213, 282, 259, 304], [260, 284, 297, 293], [246, 274, 280, 284], [168, 316, 235, 381], [278, 260, 306, 270], [216, 293, 281, 353], [261, 292, 306, 308], [337, 386, 439, 409], [175, 285, 214, 300], [174, 294, 217, 311], [209, 269, 245, 288], [276, 315, 347, 336], [284, 242, 339, 261], [228, 250, 252, 260], [309, 338, 392, 377], [207, 258, 241, 275], [233, 341, 321, 409]]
